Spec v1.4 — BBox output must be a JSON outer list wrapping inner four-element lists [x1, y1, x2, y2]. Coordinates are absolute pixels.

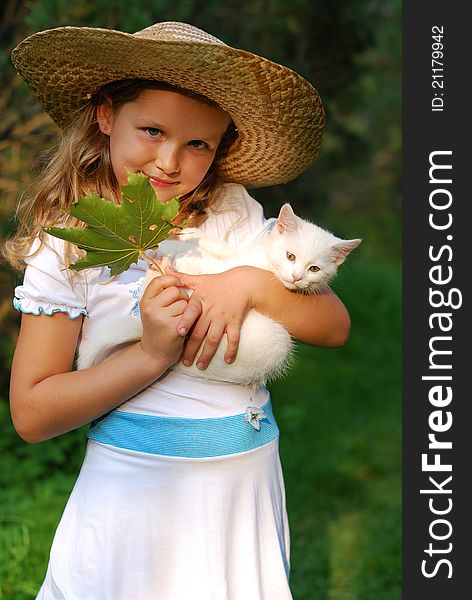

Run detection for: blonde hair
[[3, 79, 237, 271]]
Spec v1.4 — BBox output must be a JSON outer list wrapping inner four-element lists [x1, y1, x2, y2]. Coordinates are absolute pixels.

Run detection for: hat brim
[[11, 26, 325, 187]]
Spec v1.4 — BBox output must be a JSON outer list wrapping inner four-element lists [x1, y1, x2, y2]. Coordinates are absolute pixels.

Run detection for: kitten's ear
[[331, 239, 362, 265], [276, 204, 298, 234]]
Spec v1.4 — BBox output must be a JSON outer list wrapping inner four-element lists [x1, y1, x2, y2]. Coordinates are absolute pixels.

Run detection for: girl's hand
[[174, 266, 351, 362], [140, 274, 190, 366], [172, 266, 260, 370]]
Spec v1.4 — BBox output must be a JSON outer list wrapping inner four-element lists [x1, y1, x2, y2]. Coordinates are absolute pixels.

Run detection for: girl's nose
[[155, 144, 180, 175]]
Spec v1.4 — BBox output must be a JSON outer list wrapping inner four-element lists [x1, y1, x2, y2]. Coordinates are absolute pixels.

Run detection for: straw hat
[[11, 21, 325, 188]]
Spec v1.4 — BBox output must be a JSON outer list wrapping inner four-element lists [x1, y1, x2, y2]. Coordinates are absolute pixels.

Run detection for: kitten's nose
[[292, 273, 302, 282]]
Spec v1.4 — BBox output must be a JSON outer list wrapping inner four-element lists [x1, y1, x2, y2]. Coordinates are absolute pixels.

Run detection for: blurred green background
[[0, 1, 401, 598]]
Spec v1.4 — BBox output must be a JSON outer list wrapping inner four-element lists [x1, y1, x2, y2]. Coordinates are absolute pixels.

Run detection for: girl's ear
[[96, 98, 113, 135]]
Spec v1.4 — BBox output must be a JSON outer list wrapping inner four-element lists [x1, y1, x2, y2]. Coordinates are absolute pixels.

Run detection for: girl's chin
[[149, 185, 181, 203]]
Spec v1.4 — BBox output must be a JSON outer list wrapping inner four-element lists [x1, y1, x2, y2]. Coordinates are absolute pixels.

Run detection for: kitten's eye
[[286, 252, 296, 262], [309, 265, 320, 273]]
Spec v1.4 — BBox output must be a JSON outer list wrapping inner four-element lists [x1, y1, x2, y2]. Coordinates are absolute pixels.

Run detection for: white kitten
[[77, 204, 361, 387]]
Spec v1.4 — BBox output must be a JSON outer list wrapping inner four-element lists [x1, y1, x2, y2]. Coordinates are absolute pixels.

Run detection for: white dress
[[14, 184, 292, 600]]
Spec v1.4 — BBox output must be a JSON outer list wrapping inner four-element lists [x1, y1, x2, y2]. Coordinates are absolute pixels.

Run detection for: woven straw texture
[[11, 22, 325, 188]]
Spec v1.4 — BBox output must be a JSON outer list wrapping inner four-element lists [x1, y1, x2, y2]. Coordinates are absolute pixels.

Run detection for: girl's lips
[[146, 174, 178, 188]]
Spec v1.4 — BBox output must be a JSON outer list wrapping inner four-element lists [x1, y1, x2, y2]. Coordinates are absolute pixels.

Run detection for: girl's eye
[[189, 140, 208, 149], [286, 252, 296, 262], [309, 265, 320, 272], [145, 127, 163, 137]]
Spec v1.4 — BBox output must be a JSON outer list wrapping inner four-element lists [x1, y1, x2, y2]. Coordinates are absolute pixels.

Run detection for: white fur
[[77, 205, 360, 387]]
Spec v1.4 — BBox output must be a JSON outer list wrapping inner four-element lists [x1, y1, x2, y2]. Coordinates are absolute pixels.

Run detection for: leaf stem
[[139, 251, 165, 275]]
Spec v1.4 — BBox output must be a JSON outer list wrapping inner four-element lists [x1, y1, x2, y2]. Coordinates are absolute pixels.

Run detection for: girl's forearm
[[251, 269, 351, 347], [11, 341, 172, 443]]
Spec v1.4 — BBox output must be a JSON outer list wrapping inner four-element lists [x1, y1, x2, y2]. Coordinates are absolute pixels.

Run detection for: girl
[[6, 21, 350, 599]]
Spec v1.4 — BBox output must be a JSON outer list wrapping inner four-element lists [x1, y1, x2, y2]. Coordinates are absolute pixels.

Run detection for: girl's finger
[[222, 323, 241, 365], [180, 316, 208, 365], [166, 267, 198, 290], [181, 320, 225, 370], [141, 274, 186, 301], [141, 275, 188, 301], [193, 322, 226, 370], [165, 299, 189, 317], [176, 294, 203, 337], [141, 289, 190, 318]]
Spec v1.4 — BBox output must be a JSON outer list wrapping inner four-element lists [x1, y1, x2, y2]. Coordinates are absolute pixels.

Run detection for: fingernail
[[196, 362, 205, 370], [182, 360, 191, 367], [225, 357, 234, 364], [178, 327, 187, 336]]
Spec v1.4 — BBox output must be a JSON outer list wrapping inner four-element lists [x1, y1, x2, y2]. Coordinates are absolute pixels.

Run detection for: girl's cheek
[[196, 154, 216, 175]]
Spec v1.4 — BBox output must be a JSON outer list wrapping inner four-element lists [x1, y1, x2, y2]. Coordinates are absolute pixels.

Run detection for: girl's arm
[[10, 275, 188, 443], [174, 266, 351, 370]]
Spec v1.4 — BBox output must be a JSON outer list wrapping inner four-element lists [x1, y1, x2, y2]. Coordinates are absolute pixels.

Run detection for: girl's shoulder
[[24, 233, 78, 269], [202, 184, 268, 246], [211, 182, 264, 215], [21, 234, 96, 287]]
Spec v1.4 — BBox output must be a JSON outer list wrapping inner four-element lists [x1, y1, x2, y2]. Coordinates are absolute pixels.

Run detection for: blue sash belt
[[88, 400, 278, 458]]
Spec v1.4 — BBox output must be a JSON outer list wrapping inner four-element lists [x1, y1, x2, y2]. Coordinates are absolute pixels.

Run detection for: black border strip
[[403, 2, 469, 597]]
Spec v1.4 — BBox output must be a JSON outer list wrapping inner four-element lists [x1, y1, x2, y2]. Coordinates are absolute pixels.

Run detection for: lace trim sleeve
[[13, 297, 89, 320]]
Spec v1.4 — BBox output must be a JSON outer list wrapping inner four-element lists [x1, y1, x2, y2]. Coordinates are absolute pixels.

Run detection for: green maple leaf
[[44, 173, 181, 276]]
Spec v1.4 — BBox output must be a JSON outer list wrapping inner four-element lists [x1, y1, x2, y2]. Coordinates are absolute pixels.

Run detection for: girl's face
[[97, 89, 231, 202]]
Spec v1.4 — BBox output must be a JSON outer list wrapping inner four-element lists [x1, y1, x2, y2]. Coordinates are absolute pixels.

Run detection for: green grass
[[0, 257, 401, 599], [0, 475, 77, 599]]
